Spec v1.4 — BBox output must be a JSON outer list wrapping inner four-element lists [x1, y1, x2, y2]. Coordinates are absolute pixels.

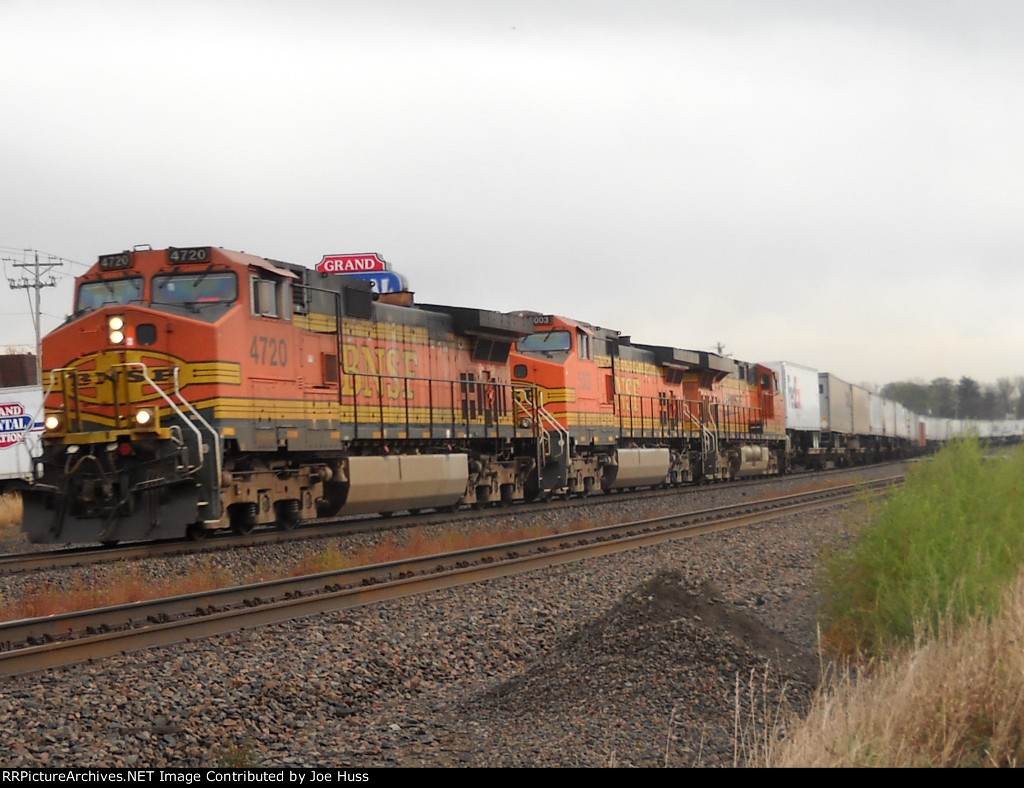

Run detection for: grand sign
[[316, 253, 388, 274]]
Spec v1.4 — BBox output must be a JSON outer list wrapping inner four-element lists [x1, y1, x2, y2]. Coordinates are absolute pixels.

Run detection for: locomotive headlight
[[134, 408, 155, 427], [108, 315, 126, 345], [44, 414, 62, 432]]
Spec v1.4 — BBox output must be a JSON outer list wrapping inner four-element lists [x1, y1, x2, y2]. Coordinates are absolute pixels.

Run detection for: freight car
[[764, 361, 1008, 470]]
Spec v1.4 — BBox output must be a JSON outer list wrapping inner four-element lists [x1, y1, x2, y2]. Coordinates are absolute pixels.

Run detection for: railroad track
[[0, 476, 901, 679], [0, 461, 910, 575]]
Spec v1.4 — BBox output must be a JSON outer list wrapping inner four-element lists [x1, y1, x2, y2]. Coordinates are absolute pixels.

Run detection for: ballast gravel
[[0, 467, 900, 768]]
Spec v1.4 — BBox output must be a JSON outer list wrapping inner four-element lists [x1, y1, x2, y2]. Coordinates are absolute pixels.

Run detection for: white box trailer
[[0, 385, 43, 481], [851, 384, 871, 437], [895, 403, 911, 440], [819, 373, 854, 435], [921, 416, 948, 443], [997, 419, 1024, 439], [883, 398, 897, 437], [869, 393, 884, 436], [766, 361, 821, 434]]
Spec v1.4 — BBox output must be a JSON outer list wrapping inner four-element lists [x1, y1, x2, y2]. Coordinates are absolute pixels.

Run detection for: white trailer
[[0, 385, 43, 482]]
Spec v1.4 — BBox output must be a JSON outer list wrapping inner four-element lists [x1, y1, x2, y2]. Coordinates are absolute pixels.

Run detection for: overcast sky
[[2, 0, 1022, 389]]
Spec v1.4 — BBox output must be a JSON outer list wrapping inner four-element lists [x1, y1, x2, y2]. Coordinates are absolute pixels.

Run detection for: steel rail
[[0, 477, 901, 679], [1, 463, 909, 575]]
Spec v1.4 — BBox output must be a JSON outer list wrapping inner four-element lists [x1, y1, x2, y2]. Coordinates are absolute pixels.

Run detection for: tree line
[[880, 377, 1024, 421]]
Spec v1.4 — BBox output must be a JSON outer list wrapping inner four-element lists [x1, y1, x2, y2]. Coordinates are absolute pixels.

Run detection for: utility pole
[[6, 250, 60, 386]]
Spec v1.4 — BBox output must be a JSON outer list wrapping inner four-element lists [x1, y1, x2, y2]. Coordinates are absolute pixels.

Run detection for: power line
[[3, 249, 63, 385]]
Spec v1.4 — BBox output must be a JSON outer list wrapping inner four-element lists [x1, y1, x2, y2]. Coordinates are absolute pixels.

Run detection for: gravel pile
[[0, 468, 895, 768]]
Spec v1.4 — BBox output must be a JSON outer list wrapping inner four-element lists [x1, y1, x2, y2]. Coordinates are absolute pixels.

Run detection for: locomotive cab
[[509, 314, 621, 494], [21, 246, 248, 543], [510, 314, 708, 493]]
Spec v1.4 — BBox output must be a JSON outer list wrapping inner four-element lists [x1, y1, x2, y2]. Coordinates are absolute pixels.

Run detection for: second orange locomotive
[[509, 312, 787, 496]]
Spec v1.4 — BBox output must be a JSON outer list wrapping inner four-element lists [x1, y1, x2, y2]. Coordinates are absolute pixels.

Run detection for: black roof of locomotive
[[417, 304, 534, 340], [633, 343, 735, 374]]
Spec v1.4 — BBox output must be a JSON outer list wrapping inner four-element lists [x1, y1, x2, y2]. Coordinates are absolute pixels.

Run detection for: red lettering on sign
[[316, 253, 388, 274]]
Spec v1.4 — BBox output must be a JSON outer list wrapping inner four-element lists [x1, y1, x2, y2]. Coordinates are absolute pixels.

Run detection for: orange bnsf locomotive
[[18, 246, 540, 543], [16, 245, 788, 544], [508, 313, 787, 496]]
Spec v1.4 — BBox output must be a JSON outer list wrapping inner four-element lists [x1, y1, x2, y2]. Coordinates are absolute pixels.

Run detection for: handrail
[[117, 362, 207, 477], [170, 366, 222, 482], [343, 371, 533, 441]]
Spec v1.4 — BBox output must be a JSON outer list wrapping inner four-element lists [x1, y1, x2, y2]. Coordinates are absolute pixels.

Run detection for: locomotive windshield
[[76, 277, 144, 312], [152, 272, 238, 305], [517, 330, 572, 353]]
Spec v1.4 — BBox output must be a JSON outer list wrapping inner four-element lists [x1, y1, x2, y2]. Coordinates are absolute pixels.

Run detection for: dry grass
[[0, 556, 246, 620], [731, 662, 802, 767], [0, 515, 575, 622], [758, 574, 1024, 767], [0, 492, 22, 530]]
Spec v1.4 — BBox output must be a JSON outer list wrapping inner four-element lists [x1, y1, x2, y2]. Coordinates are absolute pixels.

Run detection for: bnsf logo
[[73, 367, 177, 387]]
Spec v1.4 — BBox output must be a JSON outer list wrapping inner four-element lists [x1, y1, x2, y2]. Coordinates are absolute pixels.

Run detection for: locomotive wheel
[[187, 522, 208, 541], [472, 485, 491, 510], [230, 503, 257, 536], [276, 499, 301, 531]]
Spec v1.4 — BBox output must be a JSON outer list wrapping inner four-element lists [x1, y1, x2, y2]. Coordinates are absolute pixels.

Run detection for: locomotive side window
[[577, 330, 591, 360], [251, 276, 290, 319], [76, 278, 144, 312]]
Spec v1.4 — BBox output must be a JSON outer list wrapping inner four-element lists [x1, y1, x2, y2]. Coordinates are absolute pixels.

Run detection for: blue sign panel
[[347, 271, 405, 294]]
